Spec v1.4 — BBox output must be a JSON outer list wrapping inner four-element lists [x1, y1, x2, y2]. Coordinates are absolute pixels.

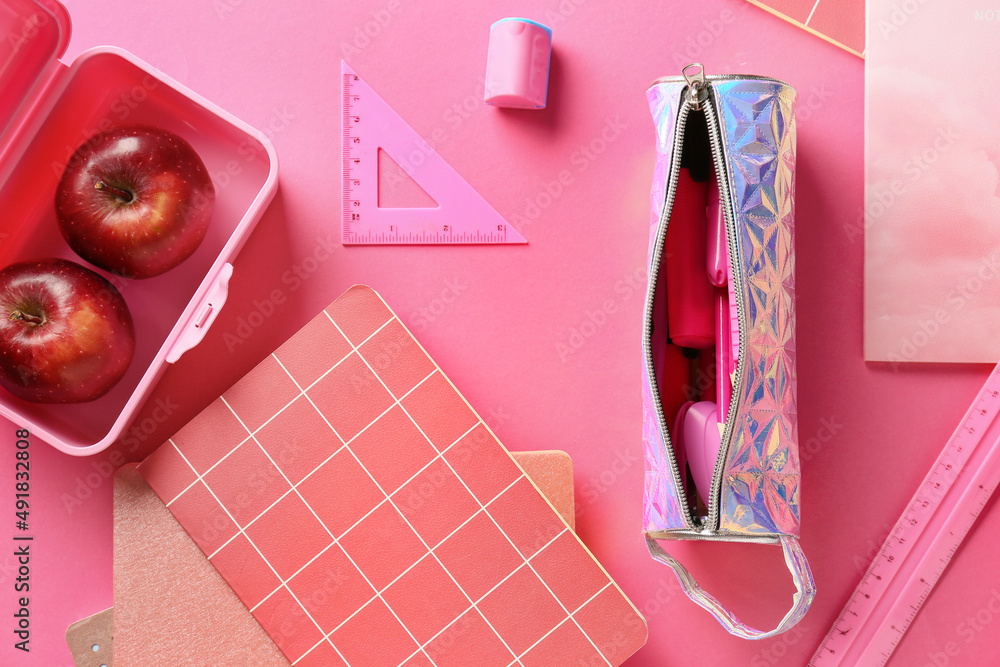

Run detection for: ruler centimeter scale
[[810, 363, 1000, 666], [341, 61, 526, 245]]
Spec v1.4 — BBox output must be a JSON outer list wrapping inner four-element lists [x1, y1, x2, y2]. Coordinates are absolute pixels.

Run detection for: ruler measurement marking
[[810, 365, 1000, 666], [339, 62, 525, 246], [342, 72, 355, 242]]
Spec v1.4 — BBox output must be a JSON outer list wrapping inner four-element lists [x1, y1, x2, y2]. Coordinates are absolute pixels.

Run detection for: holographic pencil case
[[641, 64, 814, 639]]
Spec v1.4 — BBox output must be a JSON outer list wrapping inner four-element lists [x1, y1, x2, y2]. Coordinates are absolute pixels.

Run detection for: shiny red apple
[[0, 259, 135, 403], [55, 125, 215, 279]]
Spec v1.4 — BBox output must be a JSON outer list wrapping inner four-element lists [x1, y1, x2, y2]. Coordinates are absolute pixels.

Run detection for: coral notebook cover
[[138, 285, 646, 666], [113, 451, 575, 665], [864, 0, 1000, 363], [746, 0, 865, 57]]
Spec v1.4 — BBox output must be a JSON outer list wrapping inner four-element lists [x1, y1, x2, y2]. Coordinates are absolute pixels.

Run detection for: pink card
[[139, 285, 646, 666], [864, 0, 1000, 363]]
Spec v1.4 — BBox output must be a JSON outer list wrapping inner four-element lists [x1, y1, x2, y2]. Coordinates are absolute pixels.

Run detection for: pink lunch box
[[0, 0, 278, 455]]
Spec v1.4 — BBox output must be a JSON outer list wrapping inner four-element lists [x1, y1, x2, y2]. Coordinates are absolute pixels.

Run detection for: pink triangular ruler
[[341, 61, 526, 245]]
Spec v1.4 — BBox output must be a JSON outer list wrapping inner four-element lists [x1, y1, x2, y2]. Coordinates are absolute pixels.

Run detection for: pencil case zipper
[[642, 66, 790, 535]]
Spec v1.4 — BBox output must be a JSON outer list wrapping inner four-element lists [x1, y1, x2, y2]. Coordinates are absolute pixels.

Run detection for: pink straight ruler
[[341, 61, 526, 245], [810, 363, 1000, 666]]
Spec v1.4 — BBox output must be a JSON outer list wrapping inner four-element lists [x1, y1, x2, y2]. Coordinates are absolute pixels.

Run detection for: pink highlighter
[[666, 174, 738, 500], [664, 170, 714, 348]]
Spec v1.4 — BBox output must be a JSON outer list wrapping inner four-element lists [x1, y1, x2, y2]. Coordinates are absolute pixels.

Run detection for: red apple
[[0, 259, 135, 403], [55, 125, 215, 279]]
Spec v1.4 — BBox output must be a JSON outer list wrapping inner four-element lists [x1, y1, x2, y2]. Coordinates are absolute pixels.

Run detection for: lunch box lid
[[0, 0, 70, 148]]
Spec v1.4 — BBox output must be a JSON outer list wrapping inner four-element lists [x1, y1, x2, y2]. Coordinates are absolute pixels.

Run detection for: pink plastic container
[[0, 0, 278, 455]]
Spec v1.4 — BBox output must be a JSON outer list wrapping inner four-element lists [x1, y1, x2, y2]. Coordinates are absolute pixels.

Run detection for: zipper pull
[[683, 63, 707, 110]]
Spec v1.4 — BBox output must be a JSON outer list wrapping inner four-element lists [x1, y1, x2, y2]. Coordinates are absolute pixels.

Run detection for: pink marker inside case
[[659, 169, 742, 499], [0, 0, 278, 455], [484, 18, 551, 109]]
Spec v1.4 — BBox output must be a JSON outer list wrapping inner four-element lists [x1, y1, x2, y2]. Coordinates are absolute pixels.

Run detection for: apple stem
[[95, 180, 134, 204], [9, 310, 44, 325]]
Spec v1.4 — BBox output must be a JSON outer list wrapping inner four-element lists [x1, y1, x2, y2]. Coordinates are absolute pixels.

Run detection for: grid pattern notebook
[[138, 285, 646, 667], [111, 452, 572, 665], [747, 0, 864, 57]]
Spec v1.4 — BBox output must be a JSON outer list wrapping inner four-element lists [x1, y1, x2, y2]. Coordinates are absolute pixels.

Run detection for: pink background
[[2, 0, 1000, 665]]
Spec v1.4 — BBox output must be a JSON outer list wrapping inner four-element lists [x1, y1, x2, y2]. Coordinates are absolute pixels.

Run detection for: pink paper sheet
[[864, 0, 1000, 363]]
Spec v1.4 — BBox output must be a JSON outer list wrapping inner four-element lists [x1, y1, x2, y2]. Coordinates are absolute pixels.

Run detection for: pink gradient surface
[[2, 1, 999, 666], [865, 0, 1000, 364]]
